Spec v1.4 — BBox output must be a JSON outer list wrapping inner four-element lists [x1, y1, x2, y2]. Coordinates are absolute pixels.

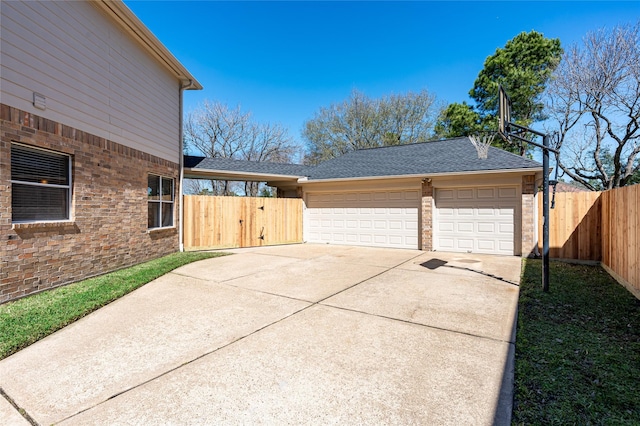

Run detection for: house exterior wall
[[0, 1, 188, 303], [0, 0, 180, 162], [0, 105, 180, 303]]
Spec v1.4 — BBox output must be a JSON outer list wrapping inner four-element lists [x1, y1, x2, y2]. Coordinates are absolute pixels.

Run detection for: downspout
[[178, 80, 193, 252]]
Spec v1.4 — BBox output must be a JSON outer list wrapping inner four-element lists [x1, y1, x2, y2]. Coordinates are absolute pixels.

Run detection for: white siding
[[0, 1, 180, 162]]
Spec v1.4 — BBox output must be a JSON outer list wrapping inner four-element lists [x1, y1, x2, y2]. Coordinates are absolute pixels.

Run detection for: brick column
[[521, 175, 537, 257], [421, 180, 433, 251]]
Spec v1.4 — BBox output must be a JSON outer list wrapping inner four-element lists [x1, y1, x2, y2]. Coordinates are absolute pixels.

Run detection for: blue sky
[[124, 1, 639, 150]]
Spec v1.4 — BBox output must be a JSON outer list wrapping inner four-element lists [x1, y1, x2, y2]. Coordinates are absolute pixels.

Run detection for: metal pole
[[542, 134, 550, 292]]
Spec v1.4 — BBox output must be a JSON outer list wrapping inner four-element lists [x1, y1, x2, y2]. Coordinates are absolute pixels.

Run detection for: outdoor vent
[[33, 92, 46, 110]]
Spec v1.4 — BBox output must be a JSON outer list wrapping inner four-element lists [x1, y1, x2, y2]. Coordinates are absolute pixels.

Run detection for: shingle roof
[[185, 156, 312, 177], [305, 137, 541, 180], [184, 137, 541, 181]]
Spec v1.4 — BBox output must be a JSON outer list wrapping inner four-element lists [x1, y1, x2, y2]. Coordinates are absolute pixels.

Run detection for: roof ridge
[[354, 137, 466, 153], [195, 156, 305, 167]]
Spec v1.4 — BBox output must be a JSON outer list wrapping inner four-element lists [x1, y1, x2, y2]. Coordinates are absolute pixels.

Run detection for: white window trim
[[10, 142, 72, 224]]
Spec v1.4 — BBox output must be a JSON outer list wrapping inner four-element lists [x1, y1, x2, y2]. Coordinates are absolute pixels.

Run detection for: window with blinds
[[148, 175, 174, 229], [11, 144, 71, 222]]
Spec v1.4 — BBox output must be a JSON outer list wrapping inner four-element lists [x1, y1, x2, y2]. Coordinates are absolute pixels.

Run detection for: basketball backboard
[[498, 85, 511, 137]]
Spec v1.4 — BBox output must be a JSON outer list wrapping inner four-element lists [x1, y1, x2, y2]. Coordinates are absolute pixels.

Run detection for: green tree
[[471, 31, 562, 126], [303, 89, 441, 164], [433, 102, 483, 139], [437, 31, 562, 155]]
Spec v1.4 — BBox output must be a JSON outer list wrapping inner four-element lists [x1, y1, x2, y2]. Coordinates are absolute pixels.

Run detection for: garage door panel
[[405, 220, 418, 231], [374, 220, 386, 229], [438, 207, 454, 216], [306, 190, 419, 249], [498, 223, 513, 233], [477, 222, 495, 233], [457, 222, 474, 232], [477, 239, 496, 250], [438, 238, 454, 249], [435, 186, 517, 255], [457, 239, 474, 249], [389, 235, 403, 245], [439, 222, 454, 232]]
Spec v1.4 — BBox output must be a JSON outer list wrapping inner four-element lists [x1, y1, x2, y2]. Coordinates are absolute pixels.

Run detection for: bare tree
[[303, 89, 441, 164], [545, 22, 640, 190], [184, 100, 299, 196]]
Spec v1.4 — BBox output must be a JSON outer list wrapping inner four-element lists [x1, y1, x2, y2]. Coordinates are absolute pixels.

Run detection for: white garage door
[[434, 186, 518, 255], [305, 190, 419, 249]]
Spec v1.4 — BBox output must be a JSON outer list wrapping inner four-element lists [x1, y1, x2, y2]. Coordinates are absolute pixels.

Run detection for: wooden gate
[[183, 195, 303, 250]]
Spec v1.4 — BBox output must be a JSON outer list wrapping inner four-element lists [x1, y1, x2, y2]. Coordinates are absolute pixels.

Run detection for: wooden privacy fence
[[183, 195, 303, 250], [538, 185, 639, 296], [539, 191, 602, 261], [600, 185, 639, 295]]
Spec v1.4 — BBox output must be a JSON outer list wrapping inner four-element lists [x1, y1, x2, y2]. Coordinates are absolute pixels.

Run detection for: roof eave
[[302, 167, 542, 184], [92, 0, 203, 90], [184, 167, 303, 182]]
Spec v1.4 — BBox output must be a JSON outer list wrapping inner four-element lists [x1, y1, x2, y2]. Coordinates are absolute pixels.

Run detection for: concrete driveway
[[0, 244, 521, 425]]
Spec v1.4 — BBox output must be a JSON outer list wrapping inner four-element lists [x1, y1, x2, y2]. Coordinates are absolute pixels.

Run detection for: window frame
[[10, 143, 72, 224], [147, 174, 175, 230]]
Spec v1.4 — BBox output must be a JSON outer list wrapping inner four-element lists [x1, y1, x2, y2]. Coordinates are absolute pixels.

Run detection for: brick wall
[[521, 174, 537, 257], [420, 180, 433, 251], [0, 104, 180, 303]]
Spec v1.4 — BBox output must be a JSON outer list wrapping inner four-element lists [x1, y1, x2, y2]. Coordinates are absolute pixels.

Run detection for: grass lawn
[[513, 259, 640, 425], [0, 251, 227, 360]]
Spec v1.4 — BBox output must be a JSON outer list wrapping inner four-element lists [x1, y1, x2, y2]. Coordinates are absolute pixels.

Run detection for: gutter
[[298, 167, 542, 184], [178, 80, 195, 252]]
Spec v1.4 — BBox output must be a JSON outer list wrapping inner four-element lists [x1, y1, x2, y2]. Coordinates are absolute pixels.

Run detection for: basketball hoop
[[469, 133, 494, 159]]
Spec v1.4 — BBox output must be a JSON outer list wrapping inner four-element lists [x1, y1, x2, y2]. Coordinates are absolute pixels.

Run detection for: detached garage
[[292, 137, 541, 256], [184, 137, 542, 257]]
